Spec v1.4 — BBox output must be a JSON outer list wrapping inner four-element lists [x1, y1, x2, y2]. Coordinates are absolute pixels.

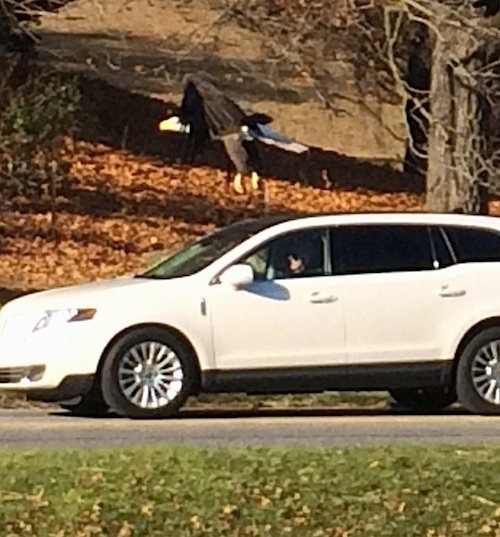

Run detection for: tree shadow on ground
[[75, 75, 423, 195], [8, 180, 298, 232]]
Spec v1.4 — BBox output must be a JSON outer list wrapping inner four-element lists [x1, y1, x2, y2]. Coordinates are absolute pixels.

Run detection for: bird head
[[240, 125, 254, 141], [158, 115, 190, 133]]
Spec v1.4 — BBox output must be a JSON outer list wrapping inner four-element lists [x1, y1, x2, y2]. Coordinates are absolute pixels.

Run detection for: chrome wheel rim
[[472, 340, 500, 405], [117, 340, 184, 409]]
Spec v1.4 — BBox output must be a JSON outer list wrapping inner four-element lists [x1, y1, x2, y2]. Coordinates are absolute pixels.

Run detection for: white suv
[[2, 211, 500, 418]]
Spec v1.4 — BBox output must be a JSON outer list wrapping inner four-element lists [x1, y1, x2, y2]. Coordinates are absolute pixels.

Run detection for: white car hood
[[1, 276, 196, 316]]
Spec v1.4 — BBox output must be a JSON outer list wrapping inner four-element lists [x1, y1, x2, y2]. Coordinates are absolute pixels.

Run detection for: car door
[[333, 223, 476, 365], [207, 226, 346, 370]]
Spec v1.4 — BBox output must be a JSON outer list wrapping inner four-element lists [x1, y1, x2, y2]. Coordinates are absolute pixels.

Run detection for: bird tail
[[252, 124, 309, 154]]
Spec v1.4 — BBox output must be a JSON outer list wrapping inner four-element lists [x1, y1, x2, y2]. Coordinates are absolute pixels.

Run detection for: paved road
[[2, 407, 500, 449]]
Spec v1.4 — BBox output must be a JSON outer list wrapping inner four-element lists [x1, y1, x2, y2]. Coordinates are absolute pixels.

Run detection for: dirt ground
[[37, 0, 406, 161], [0, 137, 426, 295]]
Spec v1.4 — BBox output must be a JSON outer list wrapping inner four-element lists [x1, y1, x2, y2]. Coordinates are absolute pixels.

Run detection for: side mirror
[[219, 264, 254, 288]]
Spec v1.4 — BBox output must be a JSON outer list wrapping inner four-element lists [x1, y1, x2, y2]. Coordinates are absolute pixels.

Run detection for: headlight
[[32, 308, 97, 333]]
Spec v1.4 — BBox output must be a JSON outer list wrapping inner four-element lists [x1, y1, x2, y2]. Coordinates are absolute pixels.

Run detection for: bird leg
[[250, 171, 260, 191], [233, 173, 245, 194]]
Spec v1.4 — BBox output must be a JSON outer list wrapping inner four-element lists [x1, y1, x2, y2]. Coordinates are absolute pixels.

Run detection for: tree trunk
[[403, 24, 430, 178], [426, 5, 489, 214]]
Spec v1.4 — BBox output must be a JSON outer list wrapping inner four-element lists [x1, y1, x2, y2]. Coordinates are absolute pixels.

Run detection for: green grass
[[0, 392, 50, 409], [0, 390, 389, 410], [188, 391, 389, 409], [0, 445, 499, 536]]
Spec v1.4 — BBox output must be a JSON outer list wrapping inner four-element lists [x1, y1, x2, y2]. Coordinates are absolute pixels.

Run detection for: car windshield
[[137, 216, 292, 280]]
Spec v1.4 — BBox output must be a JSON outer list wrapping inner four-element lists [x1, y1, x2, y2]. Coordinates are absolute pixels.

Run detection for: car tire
[[388, 387, 456, 413], [456, 327, 500, 415], [100, 326, 197, 419]]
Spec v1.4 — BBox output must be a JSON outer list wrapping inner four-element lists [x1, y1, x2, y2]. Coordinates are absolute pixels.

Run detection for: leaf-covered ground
[[1, 445, 500, 536], [1, 138, 500, 296], [0, 139, 427, 294]]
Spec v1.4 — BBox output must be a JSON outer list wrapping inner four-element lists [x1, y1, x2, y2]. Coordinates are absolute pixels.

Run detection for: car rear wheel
[[388, 387, 456, 413], [100, 326, 197, 419], [456, 327, 500, 415]]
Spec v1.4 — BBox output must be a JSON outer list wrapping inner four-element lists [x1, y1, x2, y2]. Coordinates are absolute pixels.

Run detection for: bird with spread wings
[[158, 72, 309, 194]]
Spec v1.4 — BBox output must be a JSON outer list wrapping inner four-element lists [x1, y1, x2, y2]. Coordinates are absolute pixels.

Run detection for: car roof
[[243, 211, 500, 231], [203, 211, 500, 276], [223, 211, 500, 246]]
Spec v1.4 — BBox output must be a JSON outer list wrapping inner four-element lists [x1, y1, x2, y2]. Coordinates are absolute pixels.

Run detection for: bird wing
[[250, 123, 309, 154], [179, 77, 211, 144], [180, 72, 309, 154], [182, 73, 248, 138], [245, 112, 273, 126]]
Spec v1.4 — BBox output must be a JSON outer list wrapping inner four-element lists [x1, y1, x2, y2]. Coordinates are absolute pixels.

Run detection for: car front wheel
[[456, 327, 500, 415], [100, 326, 197, 419], [388, 387, 456, 413]]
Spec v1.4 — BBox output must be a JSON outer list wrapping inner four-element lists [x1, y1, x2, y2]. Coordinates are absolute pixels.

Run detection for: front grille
[[0, 365, 46, 384]]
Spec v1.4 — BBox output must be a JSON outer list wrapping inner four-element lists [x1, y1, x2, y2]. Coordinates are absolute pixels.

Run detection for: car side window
[[443, 225, 500, 263], [239, 228, 330, 280], [333, 224, 434, 275]]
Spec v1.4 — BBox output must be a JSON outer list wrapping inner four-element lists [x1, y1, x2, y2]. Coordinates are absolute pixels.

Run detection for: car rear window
[[443, 225, 500, 263]]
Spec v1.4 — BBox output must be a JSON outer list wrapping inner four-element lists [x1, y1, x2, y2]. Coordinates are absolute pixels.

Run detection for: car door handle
[[438, 286, 466, 298], [308, 292, 338, 304]]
